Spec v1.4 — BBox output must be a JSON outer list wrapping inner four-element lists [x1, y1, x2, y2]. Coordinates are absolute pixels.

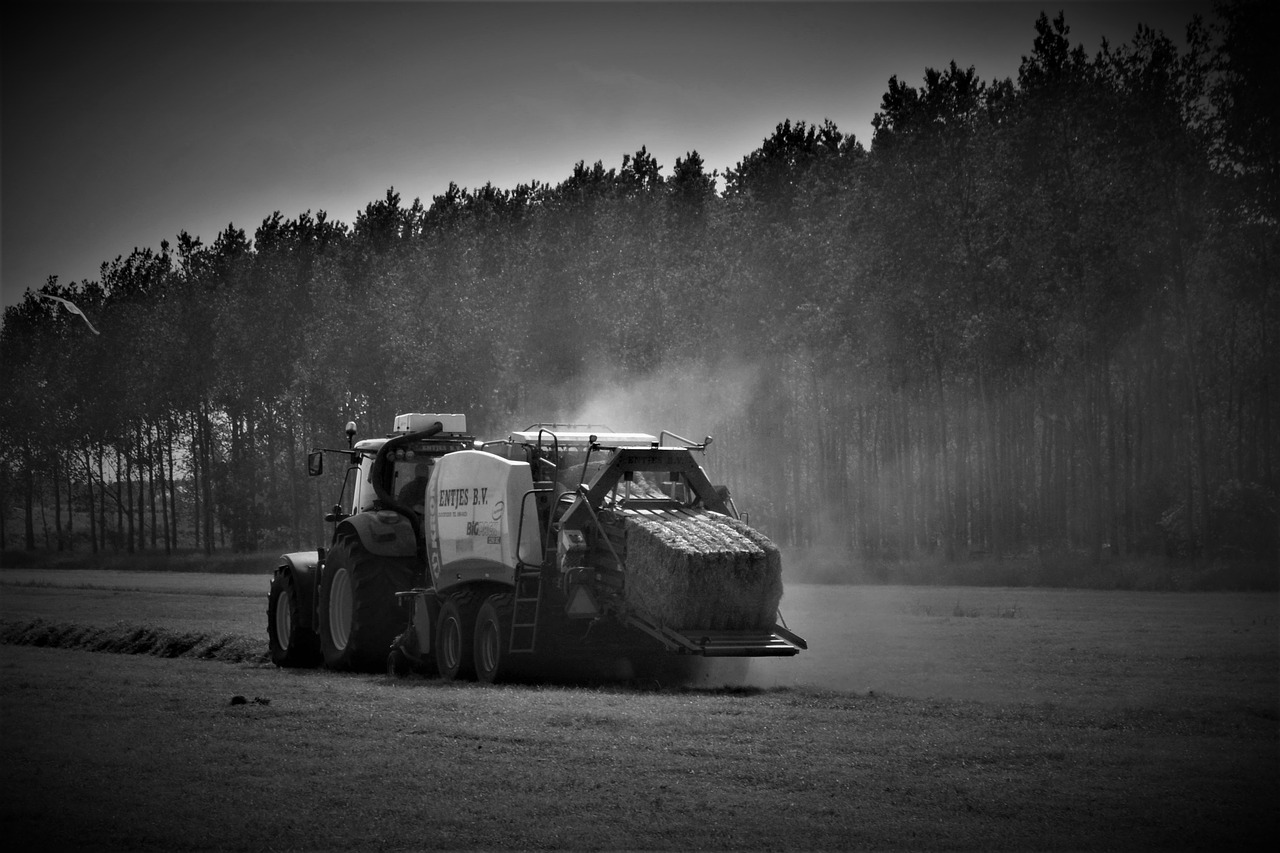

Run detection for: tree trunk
[[97, 447, 108, 552], [23, 443, 36, 550], [118, 445, 131, 553], [148, 423, 159, 550], [52, 453, 64, 551], [201, 403, 216, 555]]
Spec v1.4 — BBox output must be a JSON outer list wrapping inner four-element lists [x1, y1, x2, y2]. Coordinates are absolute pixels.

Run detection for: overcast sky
[[2, 1, 1210, 311]]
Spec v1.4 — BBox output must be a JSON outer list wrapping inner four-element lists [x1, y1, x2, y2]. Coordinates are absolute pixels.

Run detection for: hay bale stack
[[622, 509, 783, 631]]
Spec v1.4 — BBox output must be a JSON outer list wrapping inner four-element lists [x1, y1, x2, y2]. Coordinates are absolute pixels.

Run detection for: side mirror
[[307, 451, 323, 476], [324, 504, 346, 523]]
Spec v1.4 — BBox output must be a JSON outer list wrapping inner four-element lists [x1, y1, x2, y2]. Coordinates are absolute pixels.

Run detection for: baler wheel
[[436, 590, 480, 681], [267, 571, 321, 668], [318, 532, 416, 672], [474, 593, 515, 684]]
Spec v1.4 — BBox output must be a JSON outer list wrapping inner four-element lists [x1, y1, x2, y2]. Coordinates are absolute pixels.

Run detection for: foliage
[[1, 2, 1274, 580]]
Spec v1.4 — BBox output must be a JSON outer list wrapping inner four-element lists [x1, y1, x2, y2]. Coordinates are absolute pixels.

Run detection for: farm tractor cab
[[269, 412, 805, 681]]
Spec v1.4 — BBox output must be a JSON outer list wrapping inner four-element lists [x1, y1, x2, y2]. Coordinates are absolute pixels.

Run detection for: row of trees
[[2, 5, 1276, 573]]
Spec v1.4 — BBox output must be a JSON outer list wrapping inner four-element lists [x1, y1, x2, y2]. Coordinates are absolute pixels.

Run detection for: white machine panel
[[426, 450, 540, 588]]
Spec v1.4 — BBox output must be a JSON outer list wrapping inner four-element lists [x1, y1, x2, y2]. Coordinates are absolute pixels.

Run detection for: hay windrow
[[0, 618, 269, 664], [620, 510, 784, 631]]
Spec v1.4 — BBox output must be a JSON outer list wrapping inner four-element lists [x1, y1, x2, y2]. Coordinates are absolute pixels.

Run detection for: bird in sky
[[39, 293, 101, 335]]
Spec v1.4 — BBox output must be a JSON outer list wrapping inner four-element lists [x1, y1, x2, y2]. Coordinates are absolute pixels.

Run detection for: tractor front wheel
[[267, 570, 320, 668]]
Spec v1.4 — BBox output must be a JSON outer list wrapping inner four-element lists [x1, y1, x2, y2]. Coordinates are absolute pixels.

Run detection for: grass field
[[1, 569, 1277, 851]]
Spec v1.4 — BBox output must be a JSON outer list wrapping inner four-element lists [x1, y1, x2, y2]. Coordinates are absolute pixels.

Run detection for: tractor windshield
[[391, 457, 434, 516]]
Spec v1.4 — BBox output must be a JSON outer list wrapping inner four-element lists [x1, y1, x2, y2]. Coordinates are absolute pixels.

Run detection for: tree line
[[2, 5, 1275, 576]]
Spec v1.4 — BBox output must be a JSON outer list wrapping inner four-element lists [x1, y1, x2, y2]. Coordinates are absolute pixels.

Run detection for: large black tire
[[267, 571, 321, 668], [474, 593, 515, 684], [318, 532, 416, 672], [436, 590, 481, 682]]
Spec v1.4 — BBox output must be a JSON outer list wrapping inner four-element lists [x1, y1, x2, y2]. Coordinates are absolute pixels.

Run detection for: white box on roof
[[394, 412, 467, 434]]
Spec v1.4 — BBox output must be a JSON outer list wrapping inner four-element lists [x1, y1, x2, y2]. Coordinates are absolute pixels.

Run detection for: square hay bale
[[622, 510, 783, 631]]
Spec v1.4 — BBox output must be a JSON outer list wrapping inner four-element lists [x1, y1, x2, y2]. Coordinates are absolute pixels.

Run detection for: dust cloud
[[501, 359, 910, 697], [510, 356, 760, 444]]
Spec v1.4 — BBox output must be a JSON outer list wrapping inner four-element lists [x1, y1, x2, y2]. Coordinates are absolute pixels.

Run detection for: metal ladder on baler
[[510, 485, 580, 654], [508, 482, 558, 655], [509, 561, 543, 654]]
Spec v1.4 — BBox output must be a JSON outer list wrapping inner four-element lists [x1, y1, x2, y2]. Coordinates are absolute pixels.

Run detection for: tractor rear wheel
[[318, 532, 416, 672], [474, 593, 515, 684], [436, 590, 480, 681], [267, 571, 321, 668]]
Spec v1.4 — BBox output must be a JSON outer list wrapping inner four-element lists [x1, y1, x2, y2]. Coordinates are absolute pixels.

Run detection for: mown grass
[[2, 567, 1277, 849], [4, 572, 1277, 711], [2, 570, 1278, 851], [8, 545, 1278, 591], [904, 596, 1023, 619], [2, 642, 1276, 852], [787, 546, 1279, 591], [0, 618, 267, 664]]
